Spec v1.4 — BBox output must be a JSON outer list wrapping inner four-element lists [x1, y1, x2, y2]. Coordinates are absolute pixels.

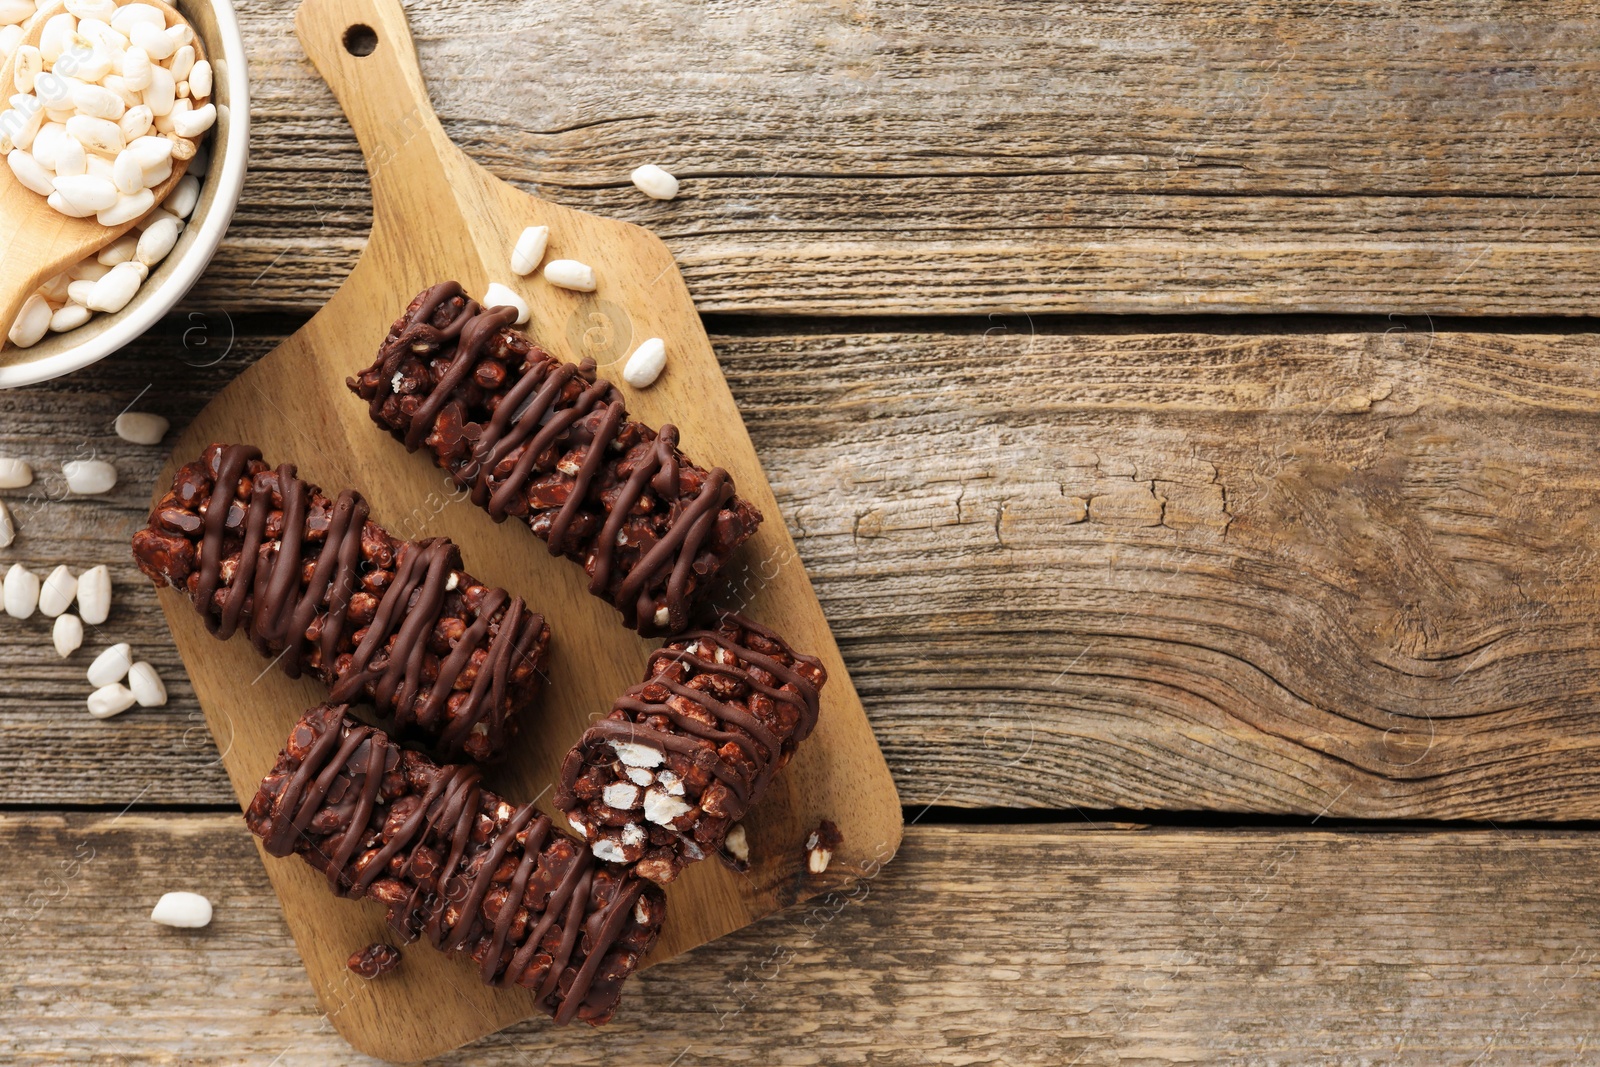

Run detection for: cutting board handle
[[294, 0, 456, 210]]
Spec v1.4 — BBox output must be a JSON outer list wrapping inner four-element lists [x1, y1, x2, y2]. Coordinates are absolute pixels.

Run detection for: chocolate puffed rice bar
[[346, 281, 763, 637], [246, 703, 665, 1026], [130, 442, 550, 761], [555, 614, 826, 884]]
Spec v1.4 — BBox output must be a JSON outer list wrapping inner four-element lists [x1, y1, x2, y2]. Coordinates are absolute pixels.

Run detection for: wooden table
[[5, 1, 1600, 1062]]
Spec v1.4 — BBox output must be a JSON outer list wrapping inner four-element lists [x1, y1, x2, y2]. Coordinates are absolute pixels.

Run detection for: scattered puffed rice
[[85, 259, 145, 312], [37, 563, 75, 617], [169, 102, 212, 139], [0, 458, 32, 488], [87, 681, 136, 718], [86, 641, 131, 686], [62, 458, 117, 494], [96, 187, 155, 227], [124, 133, 171, 170], [169, 43, 194, 82], [630, 163, 680, 201], [622, 337, 667, 388], [127, 660, 166, 706], [8, 149, 54, 196], [53, 174, 120, 215], [0, 500, 13, 548], [482, 281, 529, 326], [97, 232, 138, 265], [52, 613, 83, 657], [8, 293, 51, 347], [76, 564, 110, 624], [135, 215, 179, 266], [805, 822, 841, 874], [112, 5, 165, 35], [150, 891, 211, 927], [36, 272, 68, 303], [510, 225, 548, 276], [64, 116, 125, 160], [128, 20, 172, 61], [723, 823, 750, 863], [543, 259, 596, 292], [50, 304, 91, 332], [114, 411, 168, 444], [0, 1, 35, 30], [122, 47, 153, 92], [69, 262, 112, 286], [188, 59, 210, 99], [163, 171, 198, 216], [3, 562, 39, 618]]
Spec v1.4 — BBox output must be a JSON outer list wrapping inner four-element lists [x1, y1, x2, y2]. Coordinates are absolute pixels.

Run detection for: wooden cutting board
[[147, 0, 903, 1059]]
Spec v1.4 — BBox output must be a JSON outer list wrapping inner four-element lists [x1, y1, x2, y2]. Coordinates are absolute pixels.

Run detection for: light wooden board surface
[[164, 0, 1600, 317], [10, 320, 1600, 821], [6, 815, 1600, 1066], [126, 0, 899, 1058]]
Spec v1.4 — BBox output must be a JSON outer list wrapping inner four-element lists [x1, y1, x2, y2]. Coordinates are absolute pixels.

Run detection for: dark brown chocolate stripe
[[556, 876, 644, 1026], [555, 613, 827, 883], [178, 444, 541, 758], [197, 442, 258, 640], [355, 281, 749, 634], [648, 618, 823, 743], [255, 707, 643, 1013]]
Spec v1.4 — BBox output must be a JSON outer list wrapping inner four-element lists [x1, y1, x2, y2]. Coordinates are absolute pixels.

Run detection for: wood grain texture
[[5, 814, 1600, 1066], [133, 0, 899, 1057], [184, 0, 1600, 317], [8, 319, 1600, 822]]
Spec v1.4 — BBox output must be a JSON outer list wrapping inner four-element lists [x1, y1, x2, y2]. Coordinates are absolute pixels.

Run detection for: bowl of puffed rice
[[0, 0, 248, 388]]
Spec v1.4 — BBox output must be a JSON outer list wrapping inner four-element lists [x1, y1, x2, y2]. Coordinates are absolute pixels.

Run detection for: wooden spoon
[[0, 0, 200, 348]]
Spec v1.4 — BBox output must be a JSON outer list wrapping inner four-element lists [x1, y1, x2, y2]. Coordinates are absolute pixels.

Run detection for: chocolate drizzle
[[556, 613, 827, 884], [348, 281, 763, 635], [628, 615, 818, 798], [249, 704, 663, 1025], [132, 443, 550, 761]]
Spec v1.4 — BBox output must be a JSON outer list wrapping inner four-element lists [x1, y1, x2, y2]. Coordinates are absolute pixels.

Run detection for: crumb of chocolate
[[805, 819, 843, 875], [348, 943, 402, 979]]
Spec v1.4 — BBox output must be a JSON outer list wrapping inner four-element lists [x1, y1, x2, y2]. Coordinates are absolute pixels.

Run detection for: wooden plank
[[10, 320, 1600, 819], [198, 0, 1600, 317], [4, 814, 1599, 1065], [0, 320, 274, 808]]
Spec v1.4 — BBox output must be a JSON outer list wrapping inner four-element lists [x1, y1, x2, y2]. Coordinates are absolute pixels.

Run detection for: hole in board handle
[[344, 24, 378, 57]]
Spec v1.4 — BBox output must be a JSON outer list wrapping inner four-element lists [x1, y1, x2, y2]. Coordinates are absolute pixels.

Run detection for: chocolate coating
[[247, 703, 665, 1026], [131, 442, 550, 761], [346, 281, 763, 636], [555, 614, 826, 884]]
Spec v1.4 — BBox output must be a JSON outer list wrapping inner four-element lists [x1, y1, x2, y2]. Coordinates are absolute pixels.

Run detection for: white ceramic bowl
[[0, 0, 249, 389]]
